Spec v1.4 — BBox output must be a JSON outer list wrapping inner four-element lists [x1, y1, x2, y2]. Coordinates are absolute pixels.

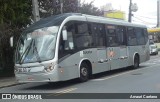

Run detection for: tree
[[38, 0, 79, 18], [0, 0, 32, 27], [0, 0, 32, 76], [79, 1, 103, 16]]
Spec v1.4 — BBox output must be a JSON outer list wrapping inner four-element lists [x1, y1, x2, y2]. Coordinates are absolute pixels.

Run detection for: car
[[149, 40, 158, 55]]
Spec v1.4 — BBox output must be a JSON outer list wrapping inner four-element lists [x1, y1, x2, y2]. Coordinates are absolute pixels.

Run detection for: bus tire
[[132, 55, 139, 69], [79, 63, 89, 82]]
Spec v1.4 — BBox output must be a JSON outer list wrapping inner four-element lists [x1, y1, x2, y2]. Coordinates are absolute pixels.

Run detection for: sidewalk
[[0, 77, 19, 88]]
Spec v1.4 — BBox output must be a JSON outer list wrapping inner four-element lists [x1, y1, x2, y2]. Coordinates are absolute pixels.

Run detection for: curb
[[0, 83, 24, 89], [0, 77, 23, 89]]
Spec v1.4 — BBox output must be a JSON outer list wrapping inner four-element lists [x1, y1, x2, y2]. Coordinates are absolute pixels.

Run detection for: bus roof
[[82, 14, 146, 28], [24, 13, 81, 33], [24, 13, 146, 33]]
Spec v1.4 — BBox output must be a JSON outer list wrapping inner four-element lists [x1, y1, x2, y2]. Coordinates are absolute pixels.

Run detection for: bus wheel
[[79, 63, 89, 82], [133, 55, 139, 69]]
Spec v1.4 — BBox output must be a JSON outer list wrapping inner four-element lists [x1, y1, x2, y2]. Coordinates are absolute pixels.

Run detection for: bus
[[14, 13, 150, 83]]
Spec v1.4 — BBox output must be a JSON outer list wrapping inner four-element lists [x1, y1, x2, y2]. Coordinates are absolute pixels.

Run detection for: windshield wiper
[[33, 40, 42, 63], [19, 40, 34, 64]]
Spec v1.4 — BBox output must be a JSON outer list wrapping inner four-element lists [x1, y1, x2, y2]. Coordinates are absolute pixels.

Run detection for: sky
[[84, 0, 158, 28]]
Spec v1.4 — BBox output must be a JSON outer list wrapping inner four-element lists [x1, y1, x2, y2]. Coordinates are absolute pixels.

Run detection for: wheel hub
[[81, 67, 87, 76]]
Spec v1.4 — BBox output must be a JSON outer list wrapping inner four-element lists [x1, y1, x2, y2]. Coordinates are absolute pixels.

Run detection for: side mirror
[[10, 36, 13, 47], [62, 30, 67, 41]]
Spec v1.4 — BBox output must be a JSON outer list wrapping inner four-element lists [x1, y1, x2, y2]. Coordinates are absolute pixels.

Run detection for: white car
[[149, 40, 158, 55]]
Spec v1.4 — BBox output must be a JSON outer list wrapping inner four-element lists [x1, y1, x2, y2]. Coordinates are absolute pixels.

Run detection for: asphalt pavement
[[0, 54, 160, 102]]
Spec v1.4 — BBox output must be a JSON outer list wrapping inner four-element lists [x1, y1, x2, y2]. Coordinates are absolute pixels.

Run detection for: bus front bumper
[[15, 72, 59, 83]]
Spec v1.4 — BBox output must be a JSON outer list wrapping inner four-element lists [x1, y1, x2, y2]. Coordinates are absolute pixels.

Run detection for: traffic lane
[[150, 52, 160, 59], [1, 65, 160, 102], [0, 80, 80, 93], [2, 66, 160, 102], [34, 61, 160, 102], [71, 64, 160, 93], [0, 65, 154, 93], [0, 53, 157, 91], [0, 56, 159, 93]]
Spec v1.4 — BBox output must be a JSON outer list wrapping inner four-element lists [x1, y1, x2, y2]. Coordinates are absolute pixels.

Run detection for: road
[[0, 54, 160, 102]]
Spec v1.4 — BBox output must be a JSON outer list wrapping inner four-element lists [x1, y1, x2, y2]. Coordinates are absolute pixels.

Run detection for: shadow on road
[[23, 79, 81, 90], [91, 65, 147, 79]]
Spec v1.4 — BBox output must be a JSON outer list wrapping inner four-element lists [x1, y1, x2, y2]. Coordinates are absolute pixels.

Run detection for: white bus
[[14, 13, 150, 83]]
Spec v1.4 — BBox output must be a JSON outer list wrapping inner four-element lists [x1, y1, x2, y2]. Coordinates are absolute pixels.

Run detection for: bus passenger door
[[117, 26, 128, 68], [106, 25, 120, 70], [119, 46, 128, 68], [107, 47, 120, 70], [97, 48, 110, 72], [91, 24, 110, 73]]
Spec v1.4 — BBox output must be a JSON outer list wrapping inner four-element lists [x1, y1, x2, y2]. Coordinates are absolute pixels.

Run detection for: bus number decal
[[83, 51, 92, 54]]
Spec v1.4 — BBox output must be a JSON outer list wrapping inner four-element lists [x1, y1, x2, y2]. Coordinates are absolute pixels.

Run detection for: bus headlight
[[44, 65, 54, 72]]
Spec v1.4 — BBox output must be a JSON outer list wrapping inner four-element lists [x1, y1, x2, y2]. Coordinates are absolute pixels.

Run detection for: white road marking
[[54, 88, 77, 96], [56, 88, 77, 93], [142, 63, 156, 65], [91, 79, 105, 81], [47, 88, 77, 96]]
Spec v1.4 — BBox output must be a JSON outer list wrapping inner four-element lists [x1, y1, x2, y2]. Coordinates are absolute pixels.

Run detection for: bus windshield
[[16, 26, 59, 64]]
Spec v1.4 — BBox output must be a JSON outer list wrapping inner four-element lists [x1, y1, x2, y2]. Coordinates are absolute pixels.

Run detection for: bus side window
[[144, 28, 149, 44], [106, 25, 118, 47], [98, 24, 105, 46], [135, 28, 145, 45], [127, 27, 137, 46], [90, 23, 105, 47], [59, 22, 75, 59], [117, 26, 126, 46], [63, 22, 75, 50], [74, 22, 93, 49]]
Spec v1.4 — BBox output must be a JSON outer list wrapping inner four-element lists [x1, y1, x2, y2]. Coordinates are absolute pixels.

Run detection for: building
[[104, 10, 126, 20], [101, 3, 126, 20]]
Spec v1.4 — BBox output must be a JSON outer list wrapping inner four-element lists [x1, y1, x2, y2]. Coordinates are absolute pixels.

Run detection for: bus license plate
[[18, 68, 31, 73]]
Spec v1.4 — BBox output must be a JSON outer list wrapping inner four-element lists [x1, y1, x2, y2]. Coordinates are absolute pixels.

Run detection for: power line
[[133, 18, 156, 25], [133, 16, 157, 25], [133, 14, 156, 19]]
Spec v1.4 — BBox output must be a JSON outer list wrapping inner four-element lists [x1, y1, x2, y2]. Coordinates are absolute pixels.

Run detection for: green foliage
[[0, 0, 32, 74], [38, 0, 103, 18], [79, 1, 103, 16], [38, 0, 79, 18], [0, 0, 32, 27]]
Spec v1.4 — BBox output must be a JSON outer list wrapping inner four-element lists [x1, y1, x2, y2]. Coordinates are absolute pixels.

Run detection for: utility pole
[[32, 0, 40, 22], [128, 0, 132, 22], [78, 0, 81, 12], [60, 0, 63, 14], [128, 0, 138, 22], [157, 0, 160, 27]]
